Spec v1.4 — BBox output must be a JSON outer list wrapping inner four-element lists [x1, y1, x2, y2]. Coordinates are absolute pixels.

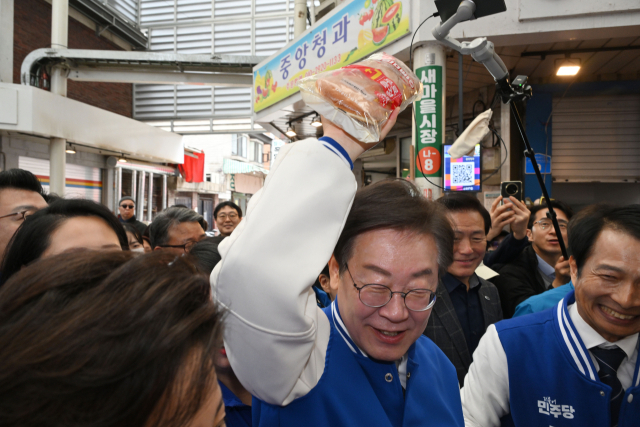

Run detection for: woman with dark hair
[[0, 250, 226, 427], [189, 237, 222, 275], [190, 237, 251, 427], [142, 224, 153, 253], [123, 223, 145, 253], [1, 199, 128, 284]]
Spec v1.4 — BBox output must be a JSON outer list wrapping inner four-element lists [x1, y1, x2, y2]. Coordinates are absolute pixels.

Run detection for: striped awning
[[223, 158, 268, 174]]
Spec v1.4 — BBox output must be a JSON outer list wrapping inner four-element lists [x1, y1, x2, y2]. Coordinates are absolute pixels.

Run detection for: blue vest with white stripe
[[252, 300, 464, 427], [496, 291, 640, 427]]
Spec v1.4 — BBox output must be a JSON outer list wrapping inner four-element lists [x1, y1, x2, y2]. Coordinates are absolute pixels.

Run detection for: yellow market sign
[[253, 0, 410, 113]]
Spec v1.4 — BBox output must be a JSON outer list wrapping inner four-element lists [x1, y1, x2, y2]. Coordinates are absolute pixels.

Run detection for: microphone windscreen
[[449, 109, 493, 159]]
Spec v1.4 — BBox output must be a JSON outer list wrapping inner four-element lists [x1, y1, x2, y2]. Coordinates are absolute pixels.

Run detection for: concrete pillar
[[412, 42, 446, 200], [294, 0, 307, 37], [0, 0, 14, 83], [115, 166, 122, 205], [162, 174, 167, 211], [49, 0, 69, 196], [147, 172, 153, 222], [105, 167, 115, 212], [309, 0, 315, 25], [137, 171, 145, 220], [131, 169, 137, 200]]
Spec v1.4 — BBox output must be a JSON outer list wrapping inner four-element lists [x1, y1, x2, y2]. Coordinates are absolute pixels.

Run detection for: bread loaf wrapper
[[298, 53, 422, 143]]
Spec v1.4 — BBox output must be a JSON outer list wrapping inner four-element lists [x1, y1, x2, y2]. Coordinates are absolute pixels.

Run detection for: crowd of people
[[0, 112, 638, 427]]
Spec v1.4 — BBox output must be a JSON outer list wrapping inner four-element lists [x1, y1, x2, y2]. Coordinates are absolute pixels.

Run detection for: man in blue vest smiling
[[211, 109, 464, 427], [462, 203, 640, 427]]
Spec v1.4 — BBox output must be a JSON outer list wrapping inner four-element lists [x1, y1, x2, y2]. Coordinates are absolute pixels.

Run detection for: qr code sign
[[451, 163, 475, 186]]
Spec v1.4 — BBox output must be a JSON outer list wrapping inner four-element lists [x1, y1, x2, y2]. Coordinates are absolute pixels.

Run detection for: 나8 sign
[[417, 147, 441, 175]]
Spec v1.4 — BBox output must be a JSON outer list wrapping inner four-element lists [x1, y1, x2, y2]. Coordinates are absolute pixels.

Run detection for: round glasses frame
[[156, 240, 198, 253], [533, 219, 568, 231], [0, 210, 33, 221], [345, 264, 437, 312]]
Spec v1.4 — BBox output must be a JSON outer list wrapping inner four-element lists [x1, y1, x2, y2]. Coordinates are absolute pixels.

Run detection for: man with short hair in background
[[462, 203, 640, 427], [214, 201, 243, 237], [0, 169, 48, 263], [492, 200, 573, 317], [117, 196, 146, 235], [424, 193, 502, 386], [149, 206, 206, 255]]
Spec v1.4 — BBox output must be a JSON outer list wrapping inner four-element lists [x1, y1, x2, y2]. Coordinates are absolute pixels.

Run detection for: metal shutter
[[139, 0, 175, 26], [552, 94, 640, 182], [134, 84, 175, 119], [213, 87, 251, 116], [18, 157, 103, 202], [177, 85, 213, 117], [107, 0, 139, 24], [177, 0, 212, 21], [256, 0, 287, 14], [214, 0, 251, 17], [255, 18, 288, 56], [214, 20, 252, 55]]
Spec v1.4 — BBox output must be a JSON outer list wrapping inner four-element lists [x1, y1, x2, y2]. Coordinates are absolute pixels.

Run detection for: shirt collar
[[219, 381, 247, 408], [442, 272, 480, 293], [331, 299, 368, 357], [536, 254, 556, 279], [568, 302, 639, 360]]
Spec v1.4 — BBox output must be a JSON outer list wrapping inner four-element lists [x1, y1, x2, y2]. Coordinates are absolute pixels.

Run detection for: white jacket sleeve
[[461, 325, 511, 427], [210, 139, 357, 406]]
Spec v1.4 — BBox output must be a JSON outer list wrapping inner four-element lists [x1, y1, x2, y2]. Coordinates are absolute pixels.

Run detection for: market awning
[[223, 158, 268, 174]]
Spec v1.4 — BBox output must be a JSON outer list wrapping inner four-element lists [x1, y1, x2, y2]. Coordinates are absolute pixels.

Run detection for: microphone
[[448, 109, 493, 159]]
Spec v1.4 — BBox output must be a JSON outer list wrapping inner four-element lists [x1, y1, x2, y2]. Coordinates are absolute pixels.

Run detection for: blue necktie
[[590, 346, 626, 427]]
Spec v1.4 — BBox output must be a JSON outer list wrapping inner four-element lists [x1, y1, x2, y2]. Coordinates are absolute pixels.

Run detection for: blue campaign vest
[[252, 300, 464, 427], [496, 291, 640, 427]]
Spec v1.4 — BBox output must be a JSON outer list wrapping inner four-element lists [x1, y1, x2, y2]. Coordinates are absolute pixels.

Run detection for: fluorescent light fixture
[[557, 66, 580, 76], [65, 145, 76, 154], [118, 157, 128, 163], [311, 115, 322, 127], [285, 125, 297, 137], [556, 58, 581, 76]]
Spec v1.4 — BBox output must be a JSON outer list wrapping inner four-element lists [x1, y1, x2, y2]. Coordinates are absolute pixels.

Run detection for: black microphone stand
[[495, 75, 569, 260]]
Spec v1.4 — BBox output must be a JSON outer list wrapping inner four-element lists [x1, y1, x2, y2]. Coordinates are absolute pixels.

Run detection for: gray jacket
[[423, 277, 503, 387]]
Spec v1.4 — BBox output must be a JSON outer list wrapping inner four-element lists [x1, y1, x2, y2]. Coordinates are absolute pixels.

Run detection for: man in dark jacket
[[424, 193, 503, 386], [492, 200, 573, 318], [117, 196, 146, 235]]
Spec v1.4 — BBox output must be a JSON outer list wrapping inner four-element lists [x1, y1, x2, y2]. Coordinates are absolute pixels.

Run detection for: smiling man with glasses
[[212, 111, 464, 427], [0, 169, 48, 264], [492, 200, 574, 318], [213, 201, 242, 237]]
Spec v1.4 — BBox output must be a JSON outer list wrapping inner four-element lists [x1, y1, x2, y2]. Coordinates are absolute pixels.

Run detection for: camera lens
[[506, 184, 518, 195]]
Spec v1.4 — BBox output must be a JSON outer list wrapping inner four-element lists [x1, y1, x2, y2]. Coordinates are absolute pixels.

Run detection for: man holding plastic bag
[[211, 54, 463, 427]]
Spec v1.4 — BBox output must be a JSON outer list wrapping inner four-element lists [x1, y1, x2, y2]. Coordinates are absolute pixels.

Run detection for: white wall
[[0, 0, 13, 84]]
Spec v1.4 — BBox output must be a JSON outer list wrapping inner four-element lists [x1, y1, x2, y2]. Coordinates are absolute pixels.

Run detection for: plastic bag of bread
[[298, 52, 421, 143]]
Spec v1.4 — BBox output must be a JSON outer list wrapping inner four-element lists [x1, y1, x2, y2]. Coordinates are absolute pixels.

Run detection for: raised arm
[[211, 110, 399, 406]]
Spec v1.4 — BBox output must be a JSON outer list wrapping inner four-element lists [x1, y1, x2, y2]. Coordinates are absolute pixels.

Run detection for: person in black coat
[[424, 193, 503, 386], [117, 196, 147, 235], [491, 200, 573, 318]]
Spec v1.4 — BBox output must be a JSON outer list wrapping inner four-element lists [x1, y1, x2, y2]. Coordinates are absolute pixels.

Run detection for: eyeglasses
[[533, 220, 568, 231], [0, 210, 33, 221], [217, 212, 238, 220], [345, 264, 437, 312], [120, 204, 135, 209], [157, 240, 198, 253]]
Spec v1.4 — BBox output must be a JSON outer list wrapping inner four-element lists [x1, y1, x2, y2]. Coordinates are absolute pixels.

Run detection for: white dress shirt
[[461, 302, 639, 427]]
